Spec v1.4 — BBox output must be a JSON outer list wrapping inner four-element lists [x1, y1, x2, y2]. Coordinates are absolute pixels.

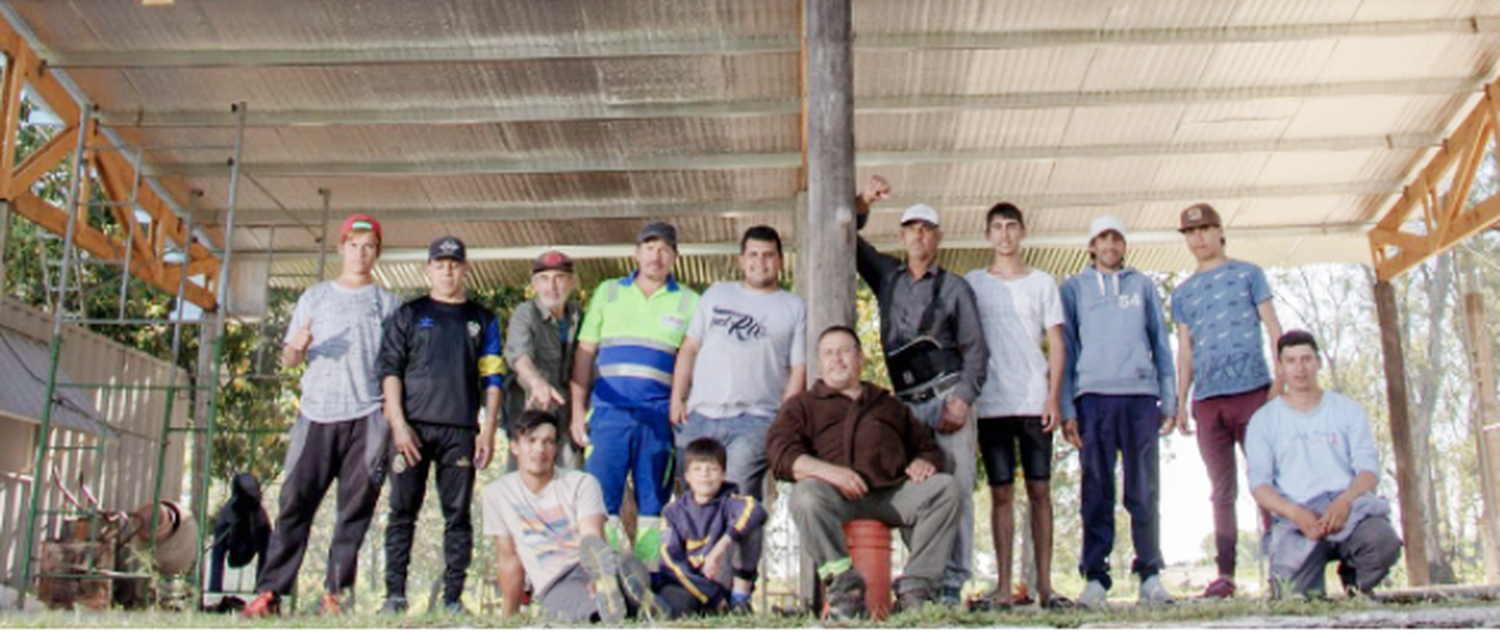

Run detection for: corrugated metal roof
[[260, 233, 1368, 295], [7, 0, 1500, 279], [0, 328, 109, 437]]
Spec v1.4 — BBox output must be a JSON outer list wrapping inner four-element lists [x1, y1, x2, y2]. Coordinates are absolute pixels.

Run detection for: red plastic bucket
[[843, 519, 893, 620]]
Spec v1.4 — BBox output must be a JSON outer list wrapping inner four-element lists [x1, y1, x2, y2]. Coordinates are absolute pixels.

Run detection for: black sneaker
[[580, 535, 627, 624], [379, 596, 409, 615], [895, 586, 934, 614], [822, 569, 867, 621]]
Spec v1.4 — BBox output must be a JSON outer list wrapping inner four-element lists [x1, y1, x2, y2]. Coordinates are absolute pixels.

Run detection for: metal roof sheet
[[7, 0, 1500, 287], [0, 328, 109, 437]]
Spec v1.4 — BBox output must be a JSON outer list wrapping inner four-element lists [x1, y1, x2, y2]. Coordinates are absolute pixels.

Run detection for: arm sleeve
[[1170, 286, 1188, 325], [855, 235, 898, 293], [480, 483, 510, 538], [502, 305, 534, 367], [478, 310, 506, 389], [376, 304, 410, 381], [1042, 275, 1064, 328], [577, 282, 609, 345], [1345, 399, 1381, 482], [282, 292, 311, 345], [659, 513, 722, 603], [766, 399, 811, 482], [724, 494, 769, 543], [790, 300, 807, 367], [577, 474, 607, 519], [952, 277, 988, 405], [1245, 408, 1276, 495], [686, 287, 711, 342], [1058, 281, 1081, 421], [1146, 283, 1178, 418], [1249, 264, 1274, 305]]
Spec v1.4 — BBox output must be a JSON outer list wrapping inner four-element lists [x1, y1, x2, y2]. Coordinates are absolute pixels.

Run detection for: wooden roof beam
[[1370, 77, 1500, 281]]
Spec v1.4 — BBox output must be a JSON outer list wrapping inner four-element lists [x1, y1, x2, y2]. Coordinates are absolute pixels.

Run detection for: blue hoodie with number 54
[[1058, 265, 1177, 421]]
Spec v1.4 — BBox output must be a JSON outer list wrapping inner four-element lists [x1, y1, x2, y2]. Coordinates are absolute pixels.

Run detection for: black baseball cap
[[637, 221, 678, 250], [428, 236, 467, 263]]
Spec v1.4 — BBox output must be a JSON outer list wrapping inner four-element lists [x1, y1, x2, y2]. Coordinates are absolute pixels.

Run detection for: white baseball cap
[[1088, 215, 1128, 243], [900, 203, 940, 227]]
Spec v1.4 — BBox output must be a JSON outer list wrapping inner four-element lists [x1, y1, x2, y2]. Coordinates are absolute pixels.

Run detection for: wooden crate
[[36, 517, 119, 610]]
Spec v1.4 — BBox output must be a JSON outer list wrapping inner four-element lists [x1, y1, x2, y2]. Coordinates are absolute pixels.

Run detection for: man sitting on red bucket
[[766, 325, 962, 618]]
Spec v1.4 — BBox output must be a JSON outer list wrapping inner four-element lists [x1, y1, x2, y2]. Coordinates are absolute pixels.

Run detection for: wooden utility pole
[[1462, 287, 1500, 584], [797, 0, 856, 610], [1373, 280, 1431, 586], [0, 202, 11, 296], [800, 0, 856, 375]]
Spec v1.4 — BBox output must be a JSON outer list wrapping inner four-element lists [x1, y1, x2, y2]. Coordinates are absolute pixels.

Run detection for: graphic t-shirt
[[480, 469, 606, 592], [1170, 260, 1274, 401], [685, 282, 806, 419], [284, 281, 400, 422]]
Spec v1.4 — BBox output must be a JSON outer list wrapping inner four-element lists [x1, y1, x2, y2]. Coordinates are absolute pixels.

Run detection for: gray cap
[[637, 221, 678, 250]]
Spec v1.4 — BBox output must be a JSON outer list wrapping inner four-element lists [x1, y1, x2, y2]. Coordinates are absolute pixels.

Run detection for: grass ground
[[2, 597, 1494, 629]]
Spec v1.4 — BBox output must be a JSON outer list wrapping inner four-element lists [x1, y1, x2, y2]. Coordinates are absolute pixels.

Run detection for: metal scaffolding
[[13, 101, 248, 610]]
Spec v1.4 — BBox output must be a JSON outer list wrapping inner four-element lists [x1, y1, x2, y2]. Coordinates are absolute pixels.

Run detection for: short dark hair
[[818, 324, 861, 349], [1277, 330, 1320, 357], [741, 225, 783, 255], [509, 409, 560, 442], [683, 437, 727, 470], [985, 202, 1025, 229]]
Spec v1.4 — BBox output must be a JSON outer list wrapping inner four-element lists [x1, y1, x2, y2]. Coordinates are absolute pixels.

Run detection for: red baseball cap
[[340, 213, 382, 244], [532, 250, 575, 274]]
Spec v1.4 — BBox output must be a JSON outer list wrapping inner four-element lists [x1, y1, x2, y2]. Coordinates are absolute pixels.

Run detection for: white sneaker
[[1077, 580, 1108, 610], [1138, 575, 1175, 606]]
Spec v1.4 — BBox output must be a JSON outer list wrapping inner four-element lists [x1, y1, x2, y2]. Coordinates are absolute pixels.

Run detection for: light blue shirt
[[1170, 259, 1274, 401], [1245, 391, 1380, 506]]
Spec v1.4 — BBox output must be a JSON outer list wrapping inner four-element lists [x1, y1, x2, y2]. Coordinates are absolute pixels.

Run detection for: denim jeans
[[677, 412, 773, 578]]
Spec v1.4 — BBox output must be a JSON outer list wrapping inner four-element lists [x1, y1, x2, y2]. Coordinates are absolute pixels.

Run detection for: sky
[[1157, 433, 1263, 565]]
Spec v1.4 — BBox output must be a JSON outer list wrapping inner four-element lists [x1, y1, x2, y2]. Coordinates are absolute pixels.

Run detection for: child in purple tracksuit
[[657, 438, 768, 616]]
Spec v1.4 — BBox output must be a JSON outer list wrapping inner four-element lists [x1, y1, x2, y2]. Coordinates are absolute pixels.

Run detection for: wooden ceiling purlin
[[0, 16, 219, 310]]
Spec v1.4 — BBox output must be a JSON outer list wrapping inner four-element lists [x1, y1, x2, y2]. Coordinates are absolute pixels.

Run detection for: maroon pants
[[1192, 387, 1272, 577]]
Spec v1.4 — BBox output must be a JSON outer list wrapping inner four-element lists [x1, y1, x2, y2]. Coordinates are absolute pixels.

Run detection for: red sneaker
[[319, 593, 343, 617], [1202, 578, 1236, 599], [242, 591, 280, 618]]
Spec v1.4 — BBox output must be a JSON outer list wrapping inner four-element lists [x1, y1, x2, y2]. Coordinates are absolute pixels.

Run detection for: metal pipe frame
[[16, 102, 91, 611]]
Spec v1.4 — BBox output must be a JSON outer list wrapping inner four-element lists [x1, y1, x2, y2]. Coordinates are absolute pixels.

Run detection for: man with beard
[[504, 250, 584, 469]]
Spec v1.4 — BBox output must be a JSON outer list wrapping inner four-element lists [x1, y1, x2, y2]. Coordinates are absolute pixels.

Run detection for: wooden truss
[[0, 19, 219, 310], [1371, 77, 1500, 282]]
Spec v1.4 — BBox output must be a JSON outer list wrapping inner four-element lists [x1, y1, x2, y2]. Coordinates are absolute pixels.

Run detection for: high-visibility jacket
[[578, 271, 699, 408]]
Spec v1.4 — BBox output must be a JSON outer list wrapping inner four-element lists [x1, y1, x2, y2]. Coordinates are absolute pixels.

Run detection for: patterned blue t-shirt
[[1170, 259, 1274, 401]]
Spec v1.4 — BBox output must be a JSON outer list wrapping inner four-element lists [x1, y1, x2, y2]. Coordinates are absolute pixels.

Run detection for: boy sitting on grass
[[657, 438, 769, 617]]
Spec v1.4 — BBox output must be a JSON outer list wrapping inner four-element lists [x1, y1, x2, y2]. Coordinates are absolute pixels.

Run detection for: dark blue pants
[[1076, 394, 1164, 589]]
